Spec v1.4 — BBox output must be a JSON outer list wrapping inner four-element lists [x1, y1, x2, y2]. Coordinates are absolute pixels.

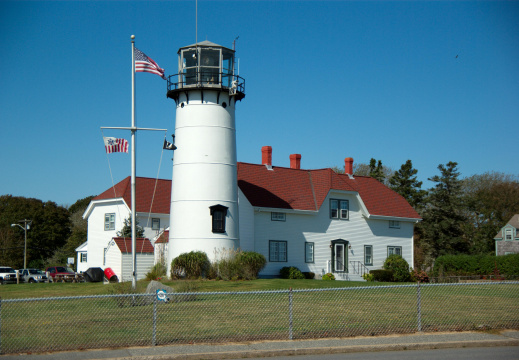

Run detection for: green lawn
[[0, 278, 377, 300], [1, 280, 518, 355]]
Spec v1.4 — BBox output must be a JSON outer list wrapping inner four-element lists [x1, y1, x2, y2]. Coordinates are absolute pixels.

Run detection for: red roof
[[155, 231, 169, 244], [112, 237, 154, 253], [238, 163, 420, 219], [93, 164, 420, 220], [94, 177, 171, 214]]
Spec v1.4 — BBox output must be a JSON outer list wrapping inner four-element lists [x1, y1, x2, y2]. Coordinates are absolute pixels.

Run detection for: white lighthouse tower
[[166, 41, 245, 265]]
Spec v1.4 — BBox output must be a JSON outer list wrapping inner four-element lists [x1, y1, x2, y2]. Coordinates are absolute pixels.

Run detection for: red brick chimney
[[290, 154, 301, 169], [345, 157, 354, 174], [262, 146, 272, 166]]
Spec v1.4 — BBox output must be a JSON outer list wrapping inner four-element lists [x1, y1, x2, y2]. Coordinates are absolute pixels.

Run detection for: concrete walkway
[[2, 330, 518, 360]]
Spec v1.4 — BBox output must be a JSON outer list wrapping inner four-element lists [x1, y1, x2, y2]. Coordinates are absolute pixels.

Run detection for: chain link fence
[[1, 281, 518, 354]]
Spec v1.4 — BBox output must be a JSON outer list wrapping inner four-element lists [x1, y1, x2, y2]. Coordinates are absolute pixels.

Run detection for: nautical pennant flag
[[134, 47, 165, 79], [163, 138, 177, 150], [104, 137, 129, 154]]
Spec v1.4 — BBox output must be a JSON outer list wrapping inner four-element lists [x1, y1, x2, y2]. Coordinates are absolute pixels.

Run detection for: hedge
[[432, 253, 519, 277], [369, 269, 393, 282]]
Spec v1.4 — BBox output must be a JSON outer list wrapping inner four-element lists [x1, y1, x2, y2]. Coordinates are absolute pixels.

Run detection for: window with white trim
[[269, 240, 287, 262], [80, 253, 87, 263], [387, 246, 402, 256], [305, 242, 314, 263], [364, 245, 373, 266], [389, 220, 400, 229], [104, 213, 115, 231], [330, 199, 349, 219], [152, 218, 160, 230], [271, 212, 286, 221], [505, 229, 512, 240]]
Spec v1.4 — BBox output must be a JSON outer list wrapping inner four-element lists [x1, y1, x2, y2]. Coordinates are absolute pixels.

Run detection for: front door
[[331, 239, 348, 273]]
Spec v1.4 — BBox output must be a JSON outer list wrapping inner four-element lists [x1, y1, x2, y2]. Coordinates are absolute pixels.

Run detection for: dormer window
[[330, 199, 349, 220], [209, 205, 228, 233]]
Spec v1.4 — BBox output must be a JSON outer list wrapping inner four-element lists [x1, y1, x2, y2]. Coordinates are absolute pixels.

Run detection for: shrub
[[410, 269, 429, 283], [433, 254, 519, 277], [322, 272, 335, 280], [302, 272, 315, 279], [216, 255, 241, 281], [383, 254, 411, 282], [280, 266, 305, 279], [236, 251, 267, 280], [171, 251, 210, 279], [362, 272, 375, 282], [145, 262, 167, 281], [370, 269, 393, 282]]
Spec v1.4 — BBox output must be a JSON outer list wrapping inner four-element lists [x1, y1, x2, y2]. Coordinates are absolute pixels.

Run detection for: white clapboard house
[[80, 148, 421, 281]]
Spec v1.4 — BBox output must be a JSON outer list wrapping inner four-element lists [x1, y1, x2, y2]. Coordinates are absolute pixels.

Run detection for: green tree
[[461, 172, 519, 254], [117, 215, 145, 238], [388, 160, 427, 210], [369, 158, 385, 183], [0, 195, 71, 268], [420, 162, 467, 261]]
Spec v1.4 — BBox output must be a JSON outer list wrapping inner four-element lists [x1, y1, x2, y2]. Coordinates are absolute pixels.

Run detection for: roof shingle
[[93, 164, 421, 220]]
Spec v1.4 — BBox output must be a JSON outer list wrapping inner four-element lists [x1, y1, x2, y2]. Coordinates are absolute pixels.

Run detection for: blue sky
[[1, 1, 518, 207]]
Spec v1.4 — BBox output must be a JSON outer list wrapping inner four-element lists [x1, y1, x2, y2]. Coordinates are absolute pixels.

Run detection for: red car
[[45, 266, 83, 282]]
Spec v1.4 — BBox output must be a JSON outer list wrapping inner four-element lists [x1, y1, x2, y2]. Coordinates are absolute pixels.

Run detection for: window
[[152, 218, 160, 230], [209, 205, 228, 233], [330, 199, 349, 219], [388, 246, 402, 257], [269, 240, 287, 262], [271, 212, 286, 221], [389, 220, 400, 229], [104, 213, 115, 231], [305, 242, 314, 263], [80, 253, 87, 263], [364, 245, 373, 266], [505, 229, 512, 240]]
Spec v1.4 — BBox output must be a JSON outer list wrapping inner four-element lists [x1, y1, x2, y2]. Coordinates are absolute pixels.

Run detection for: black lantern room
[[167, 40, 245, 102]]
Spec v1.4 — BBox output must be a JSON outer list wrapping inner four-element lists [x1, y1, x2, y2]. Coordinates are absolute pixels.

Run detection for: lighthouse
[[166, 41, 245, 265]]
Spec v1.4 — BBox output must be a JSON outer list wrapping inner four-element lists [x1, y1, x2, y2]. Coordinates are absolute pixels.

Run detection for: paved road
[[1, 330, 518, 360], [260, 346, 519, 360]]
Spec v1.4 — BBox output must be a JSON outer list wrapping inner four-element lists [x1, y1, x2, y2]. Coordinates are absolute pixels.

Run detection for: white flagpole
[[131, 35, 137, 290]]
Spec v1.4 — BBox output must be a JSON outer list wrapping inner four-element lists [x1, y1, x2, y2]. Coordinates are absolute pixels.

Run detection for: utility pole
[[11, 219, 32, 269]]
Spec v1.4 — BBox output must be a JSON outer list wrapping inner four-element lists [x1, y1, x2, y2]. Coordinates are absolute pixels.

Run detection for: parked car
[[19, 269, 49, 283], [0, 266, 17, 284], [45, 266, 83, 282]]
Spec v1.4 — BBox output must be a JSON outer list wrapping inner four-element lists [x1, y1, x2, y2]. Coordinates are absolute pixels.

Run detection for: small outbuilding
[[104, 237, 154, 282]]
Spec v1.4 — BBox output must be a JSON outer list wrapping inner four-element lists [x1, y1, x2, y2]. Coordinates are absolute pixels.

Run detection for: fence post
[[417, 281, 422, 332], [288, 287, 293, 340], [152, 294, 157, 346], [0, 297, 2, 354]]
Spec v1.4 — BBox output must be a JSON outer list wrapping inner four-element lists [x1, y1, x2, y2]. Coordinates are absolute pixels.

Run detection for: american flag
[[134, 47, 165, 79], [103, 137, 129, 154]]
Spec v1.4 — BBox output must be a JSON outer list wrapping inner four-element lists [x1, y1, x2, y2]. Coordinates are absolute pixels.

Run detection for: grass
[[0, 278, 375, 300], [1, 279, 518, 354]]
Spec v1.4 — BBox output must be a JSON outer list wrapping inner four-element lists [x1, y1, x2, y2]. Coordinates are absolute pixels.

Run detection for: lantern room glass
[[179, 46, 235, 88]]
